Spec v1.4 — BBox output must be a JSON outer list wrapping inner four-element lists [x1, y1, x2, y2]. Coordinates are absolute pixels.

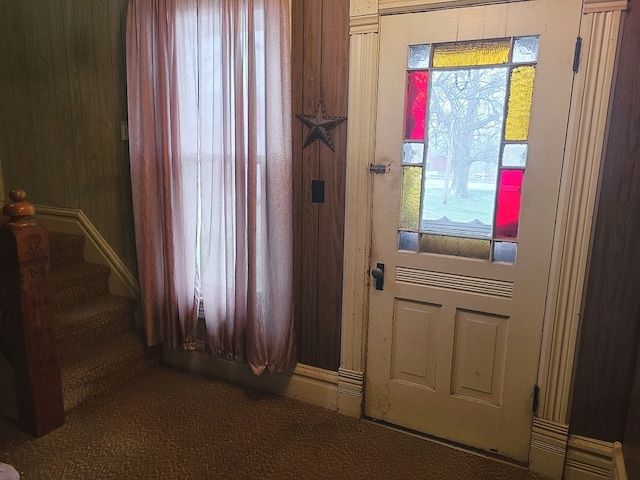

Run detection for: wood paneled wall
[[570, 2, 640, 443], [0, 0, 349, 371], [291, 0, 349, 371], [0, 0, 136, 276]]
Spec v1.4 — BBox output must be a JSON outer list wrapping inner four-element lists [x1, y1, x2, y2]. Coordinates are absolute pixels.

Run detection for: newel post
[[0, 189, 64, 436]]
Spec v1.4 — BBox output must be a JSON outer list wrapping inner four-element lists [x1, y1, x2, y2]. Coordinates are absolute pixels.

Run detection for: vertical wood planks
[[0, 0, 137, 276], [316, 0, 348, 370], [47, 0, 80, 207], [292, 0, 349, 371], [298, 0, 323, 366], [291, 0, 306, 361]]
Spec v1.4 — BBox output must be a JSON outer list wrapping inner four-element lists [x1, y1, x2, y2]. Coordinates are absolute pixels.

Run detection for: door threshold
[[363, 416, 530, 470]]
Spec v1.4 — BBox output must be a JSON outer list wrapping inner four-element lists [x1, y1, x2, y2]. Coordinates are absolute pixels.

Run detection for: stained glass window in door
[[505, 66, 536, 141], [512, 36, 540, 63], [494, 169, 523, 240], [408, 44, 431, 69], [397, 36, 539, 263], [502, 144, 528, 167], [432, 39, 511, 67], [400, 166, 422, 230], [404, 71, 429, 140]]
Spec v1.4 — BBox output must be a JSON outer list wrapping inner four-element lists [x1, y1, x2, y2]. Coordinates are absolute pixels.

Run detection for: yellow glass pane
[[400, 166, 422, 230], [505, 66, 536, 141], [420, 234, 491, 260], [433, 39, 510, 68]]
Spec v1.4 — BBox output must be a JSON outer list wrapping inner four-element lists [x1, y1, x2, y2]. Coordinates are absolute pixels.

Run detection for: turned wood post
[[0, 189, 64, 436]]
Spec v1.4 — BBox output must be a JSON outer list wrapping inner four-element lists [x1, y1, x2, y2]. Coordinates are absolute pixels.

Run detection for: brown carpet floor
[[0, 365, 551, 480]]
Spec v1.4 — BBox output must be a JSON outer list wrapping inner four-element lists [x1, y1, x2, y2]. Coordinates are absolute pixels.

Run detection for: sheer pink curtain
[[126, 0, 296, 374]]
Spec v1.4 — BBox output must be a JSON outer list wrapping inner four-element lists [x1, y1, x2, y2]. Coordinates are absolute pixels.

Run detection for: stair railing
[[0, 189, 64, 436]]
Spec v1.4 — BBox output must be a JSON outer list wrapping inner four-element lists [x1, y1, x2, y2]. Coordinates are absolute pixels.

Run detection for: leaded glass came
[[397, 36, 539, 263]]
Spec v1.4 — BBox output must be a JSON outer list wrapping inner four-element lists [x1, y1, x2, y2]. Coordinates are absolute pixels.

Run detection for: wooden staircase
[[0, 190, 157, 436]]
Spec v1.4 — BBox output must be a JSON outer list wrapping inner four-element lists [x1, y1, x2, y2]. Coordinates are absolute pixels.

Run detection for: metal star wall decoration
[[296, 100, 347, 151]]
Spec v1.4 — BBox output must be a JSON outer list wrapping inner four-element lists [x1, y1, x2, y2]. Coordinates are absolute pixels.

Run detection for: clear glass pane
[[502, 143, 528, 167], [408, 44, 430, 69], [403, 143, 424, 165], [505, 66, 536, 141], [494, 169, 523, 240], [421, 67, 507, 237], [432, 39, 510, 68], [420, 234, 490, 259], [512, 36, 539, 63], [398, 231, 419, 252], [400, 166, 422, 230], [404, 71, 429, 140], [493, 241, 517, 263]]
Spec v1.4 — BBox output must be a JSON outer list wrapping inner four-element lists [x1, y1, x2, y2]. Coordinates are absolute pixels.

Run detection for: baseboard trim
[[529, 418, 569, 479], [611, 442, 628, 480], [163, 347, 339, 411], [34, 205, 139, 302], [564, 434, 617, 480], [337, 367, 364, 417]]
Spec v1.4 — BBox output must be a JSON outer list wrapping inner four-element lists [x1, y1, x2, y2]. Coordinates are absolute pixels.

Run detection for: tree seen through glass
[[425, 67, 507, 228]]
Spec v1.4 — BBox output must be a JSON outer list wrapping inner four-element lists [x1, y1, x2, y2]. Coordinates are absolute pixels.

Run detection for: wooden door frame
[[338, 0, 626, 477]]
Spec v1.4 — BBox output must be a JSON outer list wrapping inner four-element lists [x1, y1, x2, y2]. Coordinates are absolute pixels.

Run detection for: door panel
[[391, 299, 440, 389], [365, 1, 582, 462]]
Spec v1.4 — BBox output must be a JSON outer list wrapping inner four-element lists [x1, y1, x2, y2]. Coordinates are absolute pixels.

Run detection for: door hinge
[[532, 385, 540, 414], [369, 163, 388, 174], [573, 37, 582, 73]]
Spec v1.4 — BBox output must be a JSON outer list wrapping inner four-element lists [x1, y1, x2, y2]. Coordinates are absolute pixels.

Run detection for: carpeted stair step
[[48, 231, 85, 271], [44, 229, 157, 416], [48, 261, 111, 312], [60, 330, 157, 413], [53, 294, 137, 362]]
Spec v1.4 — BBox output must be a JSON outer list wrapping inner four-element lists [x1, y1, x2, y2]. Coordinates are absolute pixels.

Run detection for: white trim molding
[[529, 418, 570, 479], [531, 7, 623, 479], [338, 27, 380, 418], [350, 14, 379, 34], [337, 367, 364, 416], [379, 0, 530, 14], [164, 347, 340, 411], [564, 435, 617, 479], [350, 0, 378, 18], [583, 0, 628, 13], [34, 205, 140, 302], [611, 442, 628, 480], [535, 7, 623, 428]]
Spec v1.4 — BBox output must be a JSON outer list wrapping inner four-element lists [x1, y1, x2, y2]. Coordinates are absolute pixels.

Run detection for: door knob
[[371, 263, 384, 290], [371, 267, 384, 279]]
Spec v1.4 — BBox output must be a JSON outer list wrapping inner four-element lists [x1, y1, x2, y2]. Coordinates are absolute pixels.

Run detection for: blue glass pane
[[408, 44, 430, 69], [398, 231, 419, 252], [512, 36, 539, 63], [493, 242, 517, 263]]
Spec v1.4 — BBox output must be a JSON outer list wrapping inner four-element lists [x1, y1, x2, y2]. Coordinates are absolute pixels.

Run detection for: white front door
[[365, 1, 582, 462]]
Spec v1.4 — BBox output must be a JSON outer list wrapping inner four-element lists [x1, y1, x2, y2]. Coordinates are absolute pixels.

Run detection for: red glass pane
[[494, 169, 523, 240], [404, 71, 429, 140]]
